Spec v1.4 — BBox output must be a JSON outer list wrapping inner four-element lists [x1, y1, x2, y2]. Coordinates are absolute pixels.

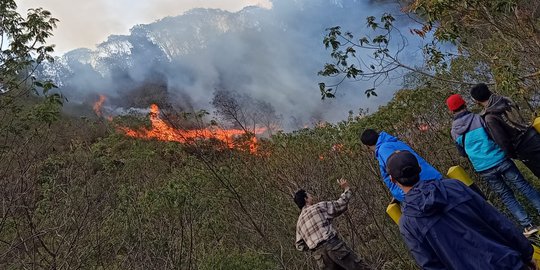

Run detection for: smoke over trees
[[40, 0, 415, 129], [212, 89, 281, 134]]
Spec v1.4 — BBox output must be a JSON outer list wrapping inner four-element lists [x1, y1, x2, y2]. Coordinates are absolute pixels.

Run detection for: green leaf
[[319, 83, 326, 93], [364, 88, 377, 98]]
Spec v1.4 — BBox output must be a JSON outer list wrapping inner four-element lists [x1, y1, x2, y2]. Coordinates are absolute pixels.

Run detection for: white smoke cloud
[[36, 0, 428, 129]]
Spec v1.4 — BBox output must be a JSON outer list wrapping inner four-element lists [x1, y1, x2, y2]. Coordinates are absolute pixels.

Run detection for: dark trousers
[[517, 128, 540, 178], [311, 237, 371, 270]]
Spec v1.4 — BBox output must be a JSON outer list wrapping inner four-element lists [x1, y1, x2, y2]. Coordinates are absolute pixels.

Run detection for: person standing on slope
[[447, 93, 540, 236], [470, 83, 540, 178], [360, 129, 443, 202], [294, 178, 371, 270]]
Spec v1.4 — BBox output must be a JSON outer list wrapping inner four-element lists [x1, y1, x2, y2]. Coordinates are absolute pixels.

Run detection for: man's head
[[470, 83, 492, 103], [446, 94, 467, 113], [294, 189, 314, 209], [386, 150, 421, 189], [360, 129, 379, 151]]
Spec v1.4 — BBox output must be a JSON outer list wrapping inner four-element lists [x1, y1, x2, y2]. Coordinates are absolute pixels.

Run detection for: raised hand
[[337, 178, 350, 190]]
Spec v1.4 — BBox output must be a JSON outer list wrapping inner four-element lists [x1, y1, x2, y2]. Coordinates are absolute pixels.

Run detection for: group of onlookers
[[293, 83, 540, 269]]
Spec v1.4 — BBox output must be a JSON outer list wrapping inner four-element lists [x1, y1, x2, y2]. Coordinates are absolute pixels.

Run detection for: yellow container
[[534, 117, 540, 133], [447, 166, 474, 186], [534, 244, 540, 263], [386, 203, 402, 224]]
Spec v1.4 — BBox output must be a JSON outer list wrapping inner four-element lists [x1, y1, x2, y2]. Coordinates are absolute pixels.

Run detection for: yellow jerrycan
[[534, 245, 540, 266], [534, 117, 540, 133], [447, 165, 474, 186], [386, 203, 401, 225]]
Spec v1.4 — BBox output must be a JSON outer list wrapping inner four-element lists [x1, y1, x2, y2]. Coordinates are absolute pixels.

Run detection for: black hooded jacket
[[480, 95, 529, 157]]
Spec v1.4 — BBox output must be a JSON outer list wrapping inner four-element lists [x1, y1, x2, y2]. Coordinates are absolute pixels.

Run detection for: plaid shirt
[[295, 188, 352, 251]]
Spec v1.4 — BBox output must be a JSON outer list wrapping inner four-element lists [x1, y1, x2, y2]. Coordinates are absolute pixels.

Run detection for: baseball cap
[[386, 150, 421, 180]]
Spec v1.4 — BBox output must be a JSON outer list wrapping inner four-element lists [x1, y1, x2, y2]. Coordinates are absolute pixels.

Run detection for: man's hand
[[337, 178, 350, 190]]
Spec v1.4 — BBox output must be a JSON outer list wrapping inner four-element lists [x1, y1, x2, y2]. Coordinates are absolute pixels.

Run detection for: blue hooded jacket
[[375, 132, 442, 201], [451, 110, 506, 172], [400, 179, 533, 270]]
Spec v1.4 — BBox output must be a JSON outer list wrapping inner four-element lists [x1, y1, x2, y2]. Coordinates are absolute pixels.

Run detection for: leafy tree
[[408, 0, 540, 113], [0, 0, 59, 99], [318, 0, 540, 111], [0, 2, 63, 268]]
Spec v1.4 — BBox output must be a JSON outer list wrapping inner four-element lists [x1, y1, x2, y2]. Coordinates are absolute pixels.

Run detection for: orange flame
[[93, 95, 106, 117], [419, 123, 429, 132], [119, 104, 265, 153], [332, 143, 344, 152]]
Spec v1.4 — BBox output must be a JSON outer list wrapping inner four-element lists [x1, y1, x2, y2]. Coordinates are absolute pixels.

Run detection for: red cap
[[446, 94, 466, 111]]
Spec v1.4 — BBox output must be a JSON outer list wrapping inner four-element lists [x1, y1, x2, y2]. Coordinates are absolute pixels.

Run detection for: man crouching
[[294, 178, 371, 270]]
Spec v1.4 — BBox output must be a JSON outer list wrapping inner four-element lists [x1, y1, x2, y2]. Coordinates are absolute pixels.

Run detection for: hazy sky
[[17, 0, 272, 53]]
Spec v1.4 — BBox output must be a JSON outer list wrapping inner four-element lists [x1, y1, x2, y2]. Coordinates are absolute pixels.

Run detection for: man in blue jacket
[[387, 150, 536, 270], [447, 94, 540, 236], [360, 129, 443, 202]]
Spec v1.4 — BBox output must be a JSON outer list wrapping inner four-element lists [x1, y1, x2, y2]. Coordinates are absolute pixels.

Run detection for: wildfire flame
[[419, 123, 429, 132], [332, 143, 344, 152], [93, 94, 106, 117], [119, 104, 265, 153]]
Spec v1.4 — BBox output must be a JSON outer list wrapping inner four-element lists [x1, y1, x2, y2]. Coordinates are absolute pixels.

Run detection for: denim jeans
[[479, 159, 540, 227]]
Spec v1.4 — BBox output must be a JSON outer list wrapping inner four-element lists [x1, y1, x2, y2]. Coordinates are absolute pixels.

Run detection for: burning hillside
[[93, 95, 106, 117], [117, 104, 265, 153]]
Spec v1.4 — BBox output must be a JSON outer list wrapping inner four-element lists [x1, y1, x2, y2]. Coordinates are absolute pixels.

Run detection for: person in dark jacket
[[360, 129, 443, 202], [387, 150, 536, 270], [447, 94, 540, 236], [470, 83, 540, 178]]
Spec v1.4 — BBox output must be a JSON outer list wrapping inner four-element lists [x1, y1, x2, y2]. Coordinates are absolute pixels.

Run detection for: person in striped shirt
[[294, 178, 371, 270]]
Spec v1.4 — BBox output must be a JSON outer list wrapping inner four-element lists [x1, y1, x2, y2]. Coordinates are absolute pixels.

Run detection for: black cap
[[386, 150, 421, 180]]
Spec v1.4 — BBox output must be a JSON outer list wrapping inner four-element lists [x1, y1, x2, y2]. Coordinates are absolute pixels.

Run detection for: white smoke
[[41, 0, 426, 129]]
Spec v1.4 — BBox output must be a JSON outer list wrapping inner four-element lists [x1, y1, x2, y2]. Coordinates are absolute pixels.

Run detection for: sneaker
[[523, 225, 539, 237]]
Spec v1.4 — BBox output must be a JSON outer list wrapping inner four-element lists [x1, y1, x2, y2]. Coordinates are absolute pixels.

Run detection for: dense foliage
[[2, 0, 540, 269]]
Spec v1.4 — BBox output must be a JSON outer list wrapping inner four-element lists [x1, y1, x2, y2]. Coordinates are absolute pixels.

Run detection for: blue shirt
[[375, 132, 443, 201]]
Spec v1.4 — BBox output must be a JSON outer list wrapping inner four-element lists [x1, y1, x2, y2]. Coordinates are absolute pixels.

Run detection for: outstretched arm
[[381, 166, 405, 201], [378, 148, 405, 201], [327, 178, 352, 218]]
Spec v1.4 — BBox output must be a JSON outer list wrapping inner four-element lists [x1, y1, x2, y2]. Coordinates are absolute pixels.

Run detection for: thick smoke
[[43, 0, 425, 129]]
